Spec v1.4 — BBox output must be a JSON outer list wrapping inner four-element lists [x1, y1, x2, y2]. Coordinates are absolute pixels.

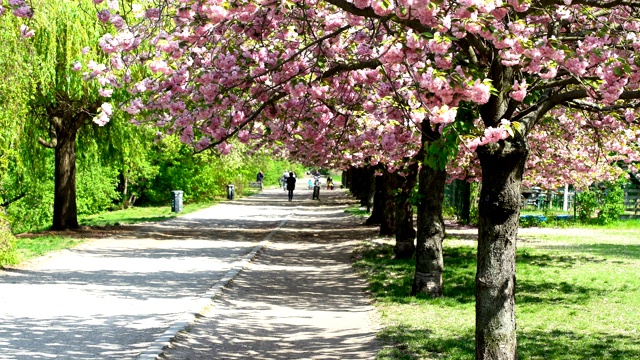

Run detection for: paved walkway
[[0, 186, 381, 359]]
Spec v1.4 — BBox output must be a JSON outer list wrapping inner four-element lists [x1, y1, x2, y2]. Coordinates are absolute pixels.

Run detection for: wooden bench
[[248, 182, 263, 191]]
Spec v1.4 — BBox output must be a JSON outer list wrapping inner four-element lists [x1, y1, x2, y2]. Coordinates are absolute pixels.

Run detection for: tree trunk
[[52, 124, 79, 230], [379, 169, 397, 236], [349, 166, 362, 198], [356, 165, 375, 211], [394, 163, 418, 259], [475, 138, 528, 360], [366, 171, 384, 225], [122, 175, 130, 209], [342, 169, 350, 189], [412, 163, 446, 296], [364, 166, 375, 212]]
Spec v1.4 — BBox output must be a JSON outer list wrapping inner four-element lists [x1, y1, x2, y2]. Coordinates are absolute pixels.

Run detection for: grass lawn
[[354, 223, 640, 359], [6, 201, 223, 266], [78, 201, 220, 226], [12, 235, 84, 264]]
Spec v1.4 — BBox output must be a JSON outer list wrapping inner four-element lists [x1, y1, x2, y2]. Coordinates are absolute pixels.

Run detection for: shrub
[[0, 211, 18, 267], [575, 180, 625, 225], [576, 190, 599, 223], [597, 185, 625, 225]]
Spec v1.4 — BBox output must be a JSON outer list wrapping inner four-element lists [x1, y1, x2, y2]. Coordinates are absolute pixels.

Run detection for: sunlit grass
[[345, 206, 370, 218], [12, 235, 84, 263], [3, 201, 224, 267], [354, 226, 640, 359], [79, 201, 219, 226]]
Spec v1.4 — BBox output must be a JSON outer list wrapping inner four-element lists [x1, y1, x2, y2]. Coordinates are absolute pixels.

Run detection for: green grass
[[13, 235, 84, 263], [354, 226, 640, 359], [345, 206, 371, 218], [79, 201, 219, 226], [2, 200, 224, 268]]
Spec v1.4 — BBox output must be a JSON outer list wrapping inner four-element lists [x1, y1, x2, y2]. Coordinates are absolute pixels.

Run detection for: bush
[[575, 180, 625, 225], [597, 185, 625, 225], [576, 190, 599, 223], [0, 211, 18, 267], [76, 164, 120, 216]]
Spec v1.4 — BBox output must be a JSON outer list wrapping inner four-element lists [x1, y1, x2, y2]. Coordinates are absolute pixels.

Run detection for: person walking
[[256, 170, 264, 183], [282, 171, 289, 191], [286, 172, 296, 201]]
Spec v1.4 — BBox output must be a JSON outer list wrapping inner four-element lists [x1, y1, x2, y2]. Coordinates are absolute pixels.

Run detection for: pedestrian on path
[[286, 172, 296, 201]]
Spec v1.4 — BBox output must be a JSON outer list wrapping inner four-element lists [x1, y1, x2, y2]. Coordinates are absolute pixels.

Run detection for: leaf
[[511, 121, 524, 135], [613, 67, 625, 77]]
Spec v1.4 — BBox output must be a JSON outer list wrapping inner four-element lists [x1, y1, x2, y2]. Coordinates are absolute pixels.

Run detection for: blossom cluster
[[83, 0, 640, 184]]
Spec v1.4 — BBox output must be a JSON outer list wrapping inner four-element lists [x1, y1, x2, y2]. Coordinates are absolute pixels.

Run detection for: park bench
[[248, 182, 263, 191]]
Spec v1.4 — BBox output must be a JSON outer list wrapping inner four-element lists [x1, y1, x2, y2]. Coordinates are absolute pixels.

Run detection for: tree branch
[[319, 59, 382, 80], [1, 193, 26, 208], [195, 91, 288, 154], [38, 137, 57, 148]]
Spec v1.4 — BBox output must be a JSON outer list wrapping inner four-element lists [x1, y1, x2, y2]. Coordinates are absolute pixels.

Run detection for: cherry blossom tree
[[91, 0, 640, 358]]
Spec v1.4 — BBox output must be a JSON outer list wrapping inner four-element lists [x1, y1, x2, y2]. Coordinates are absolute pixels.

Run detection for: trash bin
[[227, 184, 235, 200], [171, 190, 183, 213]]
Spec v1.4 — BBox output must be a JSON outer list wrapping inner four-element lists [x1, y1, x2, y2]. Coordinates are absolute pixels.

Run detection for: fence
[[625, 188, 640, 214]]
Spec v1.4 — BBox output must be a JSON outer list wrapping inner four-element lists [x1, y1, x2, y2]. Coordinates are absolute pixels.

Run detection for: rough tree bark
[[38, 97, 98, 231], [411, 127, 447, 297], [393, 162, 418, 259], [361, 165, 376, 212], [52, 123, 80, 230], [342, 169, 350, 189], [475, 136, 528, 360], [366, 170, 385, 225], [379, 169, 397, 236]]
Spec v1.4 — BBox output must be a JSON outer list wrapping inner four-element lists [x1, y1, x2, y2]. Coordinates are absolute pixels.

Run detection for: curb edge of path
[[137, 218, 289, 360]]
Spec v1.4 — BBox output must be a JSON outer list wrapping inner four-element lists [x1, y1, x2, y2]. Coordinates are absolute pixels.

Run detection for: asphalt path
[[0, 189, 298, 359]]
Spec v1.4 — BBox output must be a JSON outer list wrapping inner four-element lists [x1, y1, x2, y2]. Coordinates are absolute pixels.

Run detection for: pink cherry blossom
[[20, 24, 34, 38], [12, 5, 32, 18], [97, 9, 110, 23], [509, 79, 527, 101]]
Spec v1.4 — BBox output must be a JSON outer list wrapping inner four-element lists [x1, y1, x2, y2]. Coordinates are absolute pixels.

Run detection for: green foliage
[[12, 235, 82, 262], [5, 166, 55, 234], [75, 163, 120, 216], [576, 180, 625, 225], [28, 0, 104, 104], [576, 190, 599, 222], [469, 182, 480, 225], [344, 206, 370, 218], [598, 185, 625, 224], [424, 127, 459, 171], [0, 211, 19, 268], [79, 201, 219, 227], [519, 216, 546, 228], [441, 197, 457, 220]]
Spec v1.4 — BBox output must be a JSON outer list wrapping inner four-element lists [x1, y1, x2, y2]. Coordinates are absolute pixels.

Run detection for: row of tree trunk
[[342, 132, 524, 359]]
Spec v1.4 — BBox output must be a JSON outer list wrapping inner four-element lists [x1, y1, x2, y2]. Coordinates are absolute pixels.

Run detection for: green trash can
[[171, 190, 183, 213]]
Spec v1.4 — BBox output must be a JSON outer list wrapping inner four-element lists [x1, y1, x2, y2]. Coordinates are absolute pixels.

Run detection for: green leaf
[[511, 121, 524, 135], [613, 67, 625, 77]]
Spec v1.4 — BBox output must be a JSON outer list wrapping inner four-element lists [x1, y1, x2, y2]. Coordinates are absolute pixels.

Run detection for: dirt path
[[161, 188, 382, 359]]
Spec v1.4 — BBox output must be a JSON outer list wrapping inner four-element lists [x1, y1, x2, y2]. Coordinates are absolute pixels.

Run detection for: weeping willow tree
[[0, 14, 31, 265], [24, 0, 116, 230]]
